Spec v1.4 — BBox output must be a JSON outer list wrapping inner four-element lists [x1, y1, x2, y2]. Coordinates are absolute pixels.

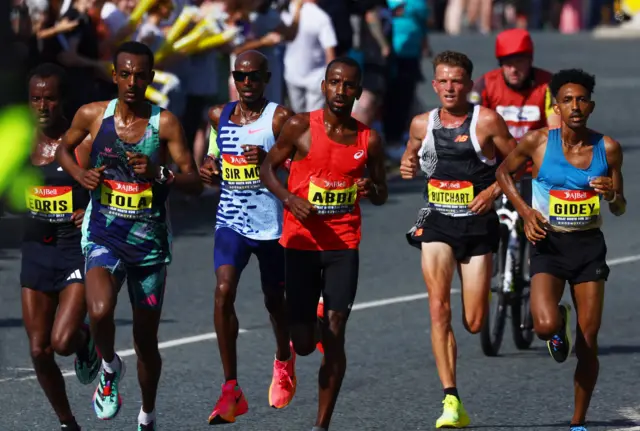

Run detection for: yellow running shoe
[[435, 394, 471, 428]]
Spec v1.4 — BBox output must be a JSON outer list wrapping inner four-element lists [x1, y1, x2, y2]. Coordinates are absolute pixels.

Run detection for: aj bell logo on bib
[[25, 186, 73, 223], [427, 179, 474, 216], [549, 189, 599, 228], [100, 179, 153, 220]]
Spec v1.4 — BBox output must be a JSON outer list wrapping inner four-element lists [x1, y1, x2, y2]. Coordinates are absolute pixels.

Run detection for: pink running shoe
[[208, 380, 249, 425], [268, 342, 297, 409]]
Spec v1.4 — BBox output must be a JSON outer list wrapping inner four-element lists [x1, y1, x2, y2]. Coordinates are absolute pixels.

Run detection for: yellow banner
[[25, 186, 73, 222], [427, 179, 474, 215], [100, 180, 153, 219], [308, 178, 357, 215]]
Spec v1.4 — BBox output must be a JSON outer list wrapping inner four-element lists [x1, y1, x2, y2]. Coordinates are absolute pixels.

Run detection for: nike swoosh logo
[[248, 128, 264, 134]]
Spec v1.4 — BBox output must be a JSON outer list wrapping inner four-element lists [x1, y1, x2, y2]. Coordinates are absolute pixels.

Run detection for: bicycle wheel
[[480, 223, 509, 357], [511, 235, 534, 350]]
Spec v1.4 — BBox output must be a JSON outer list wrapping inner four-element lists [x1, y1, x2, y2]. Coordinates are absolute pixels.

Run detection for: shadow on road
[[0, 317, 177, 329]]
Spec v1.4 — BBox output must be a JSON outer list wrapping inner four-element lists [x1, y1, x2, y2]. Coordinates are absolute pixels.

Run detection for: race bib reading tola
[[100, 179, 153, 219], [549, 190, 599, 228], [221, 154, 261, 190], [427, 179, 474, 216], [25, 186, 73, 223], [308, 177, 357, 215]]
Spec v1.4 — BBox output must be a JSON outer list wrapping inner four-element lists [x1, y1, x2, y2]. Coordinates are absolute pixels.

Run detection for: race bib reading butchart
[[25, 186, 73, 222], [549, 190, 600, 228], [221, 154, 261, 190], [427, 179, 474, 216], [308, 178, 357, 215], [100, 179, 153, 219]]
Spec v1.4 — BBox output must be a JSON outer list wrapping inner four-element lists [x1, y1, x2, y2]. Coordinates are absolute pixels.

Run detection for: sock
[[138, 408, 156, 425], [444, 387, 460, 400], [102, 355, 121, 374]]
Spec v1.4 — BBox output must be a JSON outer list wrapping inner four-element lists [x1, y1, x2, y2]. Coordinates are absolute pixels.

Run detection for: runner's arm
[[261, 114, 307, 203], [401, 114, 427, 163], [160, 111, 204, 196], [604, 136, 626, 216], [366, 130, 388, 206], [55, 103, 99, 180], [496, 129, 544, 214]]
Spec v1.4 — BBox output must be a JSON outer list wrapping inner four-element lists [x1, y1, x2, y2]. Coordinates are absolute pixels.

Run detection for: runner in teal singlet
[[55, 41, 203, 431]]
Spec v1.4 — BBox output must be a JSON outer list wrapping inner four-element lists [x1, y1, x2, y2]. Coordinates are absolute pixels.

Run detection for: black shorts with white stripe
[[20, 241, 85, 292]]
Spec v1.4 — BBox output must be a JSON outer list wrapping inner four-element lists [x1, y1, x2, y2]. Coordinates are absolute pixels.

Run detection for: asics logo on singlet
[[564, 191, 588, 199], [354, 150, 364, 159]]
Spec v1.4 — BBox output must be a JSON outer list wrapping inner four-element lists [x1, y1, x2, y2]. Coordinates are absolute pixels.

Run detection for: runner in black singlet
[[21, 63, 101, 431]]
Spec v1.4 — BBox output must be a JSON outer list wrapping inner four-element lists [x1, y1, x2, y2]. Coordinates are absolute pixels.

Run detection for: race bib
[[549, 190, 600, 228], [100, 180, 153, 219], [427, 179, 474, 216], [221, 154, 261, 190], [308, 178, 357, 215], [25, 186, 73, 223]]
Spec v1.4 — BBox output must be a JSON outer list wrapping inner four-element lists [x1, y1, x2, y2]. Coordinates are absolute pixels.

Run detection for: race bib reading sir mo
[[221, 154, 261, 190]]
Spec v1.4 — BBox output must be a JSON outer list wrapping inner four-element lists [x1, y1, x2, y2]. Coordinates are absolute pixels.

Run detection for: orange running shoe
[[316, 298, 324, 355], [208, 380, 249, 425], [268, 341, 297, 409]]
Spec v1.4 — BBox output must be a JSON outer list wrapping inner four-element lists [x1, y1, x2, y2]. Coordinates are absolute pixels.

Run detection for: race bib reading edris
[[427, 179, 474, 216], [25, 186, 73, 223], [221, 154, 261, 190], [308, 178, 357, 215], [549, 190, 599, 228], [100, 179, 153, 219]]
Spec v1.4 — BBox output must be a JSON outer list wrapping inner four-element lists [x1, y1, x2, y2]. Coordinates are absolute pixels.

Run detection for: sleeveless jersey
[[280, 109, 370, 251], [81, 99, 172, 266], [212, 101, 282, 240], [417, 105, 497, 218], [23, 156, 89, 246], [532, 129, 608, 232]]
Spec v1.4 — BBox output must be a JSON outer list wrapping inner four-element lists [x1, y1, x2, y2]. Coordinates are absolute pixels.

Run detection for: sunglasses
[[232, 70, 265, 82]]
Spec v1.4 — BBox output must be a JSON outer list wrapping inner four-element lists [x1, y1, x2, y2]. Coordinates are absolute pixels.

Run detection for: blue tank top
[[532, 128, 608, 232], [211, 101, 282, 240], [81, 99, 172, 266]]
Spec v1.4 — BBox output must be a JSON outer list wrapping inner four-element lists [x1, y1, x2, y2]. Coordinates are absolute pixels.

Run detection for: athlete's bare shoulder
[[519, 127, 549, 155], [158, 109, 183, 139], [74, 101, 109, 132], [274, 104, 295, 120], [476, 105, 504, 126], [207, 104, 226, 129], [283, 112, 311, 134], [601, 133, 622, 154], [409, 111, 430, 140]]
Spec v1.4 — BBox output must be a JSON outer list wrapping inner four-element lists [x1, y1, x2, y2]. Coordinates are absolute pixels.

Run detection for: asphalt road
[[1, 32, 640, 431]]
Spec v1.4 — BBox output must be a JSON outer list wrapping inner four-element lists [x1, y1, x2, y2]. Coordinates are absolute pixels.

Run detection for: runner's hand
[[76, 165, 106, 191], [242, 145, 266, 165], [589, 176, 615, 201], [126, 151, 156, 179], [71, 209, 85, 228], [285, 195, 317, 221], [356, 178, 373, 198], [522, 207, 548, 244], [199, 157, 220, 185], [468, 188, 494, 215], [400, 153, 418, 179]]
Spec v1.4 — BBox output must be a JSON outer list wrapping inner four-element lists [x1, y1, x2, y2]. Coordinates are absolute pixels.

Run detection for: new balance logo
[[66, 269, 82, 281], [454, 135, 469, 142]]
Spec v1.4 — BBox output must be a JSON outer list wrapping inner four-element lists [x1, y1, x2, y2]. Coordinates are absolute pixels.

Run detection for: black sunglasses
[[232, 70, 265, 82]]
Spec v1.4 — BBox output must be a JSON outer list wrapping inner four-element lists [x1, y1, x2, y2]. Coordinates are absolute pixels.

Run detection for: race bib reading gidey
[[427, 179, 474, 216], [308, 178, 357, 215], [221, 154, 261, 190], [25, 186, 73, 223], [549, 190, 599, 228], [100, 179, 153, 219]]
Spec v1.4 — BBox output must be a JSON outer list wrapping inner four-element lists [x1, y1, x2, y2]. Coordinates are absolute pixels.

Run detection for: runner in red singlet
[[260, 57, 388, 431]]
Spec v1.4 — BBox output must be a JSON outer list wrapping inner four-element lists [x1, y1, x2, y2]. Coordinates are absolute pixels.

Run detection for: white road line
[[608, 254, 640, 267], [610, 406, 640, 431]]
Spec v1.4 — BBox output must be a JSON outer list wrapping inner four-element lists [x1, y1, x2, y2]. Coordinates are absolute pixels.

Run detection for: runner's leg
[[315, 250, 359, 429], [457, 253, 493, 334], [530, 273, 566, 339], [50, 282, 87, 357], [22, 288, 75, 424], [570, 280, 604, 426]]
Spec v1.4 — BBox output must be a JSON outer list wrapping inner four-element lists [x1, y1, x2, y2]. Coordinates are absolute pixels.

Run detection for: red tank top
[[280, 110, 370, 251]]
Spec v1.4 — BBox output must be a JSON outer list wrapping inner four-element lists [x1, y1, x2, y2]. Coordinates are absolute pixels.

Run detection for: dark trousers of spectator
[[383, 56, 422, 144]]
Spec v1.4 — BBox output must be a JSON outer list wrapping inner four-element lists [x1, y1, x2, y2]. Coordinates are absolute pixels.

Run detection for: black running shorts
[[407, 210, 500, 262], [20, 241, 85, 292], [530, 228, 609, 285], [285, 248, 359, 325]]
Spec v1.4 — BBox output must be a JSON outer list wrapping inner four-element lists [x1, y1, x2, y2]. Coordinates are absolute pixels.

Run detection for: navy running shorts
[[213, 227, 285, 293], [21, 241, 85, 292]]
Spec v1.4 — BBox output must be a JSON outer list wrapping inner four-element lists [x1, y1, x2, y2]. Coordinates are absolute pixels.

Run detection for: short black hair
[[433, 51, 473, 78], [325, 57, 362, 84], [28, 63, 69, 96], [113, 41, 155, 72], [549, 69, 596, 99]]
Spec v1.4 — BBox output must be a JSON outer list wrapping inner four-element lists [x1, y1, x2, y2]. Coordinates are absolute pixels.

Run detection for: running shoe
[[208, 380, 249, 425], [93, 355, 126, 420], [547, 302, 573, 363], [269, 341, 297, 409], [435, 394, 470, 428], [570, 426, 587, 431], [74, 324, 101, 385], [316, 298, 324, 355], [138, 422, 156, 430]]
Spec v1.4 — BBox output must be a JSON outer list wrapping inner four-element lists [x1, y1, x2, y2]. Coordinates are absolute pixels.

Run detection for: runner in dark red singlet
[[260, 57, 388, 431]]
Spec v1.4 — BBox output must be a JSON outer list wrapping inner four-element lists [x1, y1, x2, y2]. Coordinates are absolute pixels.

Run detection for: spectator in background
[[282, 0, 337, 113], [317, 0, 353, 57], [101, 0, 135, 36], [383, 0, 429, 157]]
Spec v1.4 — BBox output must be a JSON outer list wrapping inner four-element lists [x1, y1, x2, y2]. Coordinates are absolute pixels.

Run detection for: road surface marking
[[610, 406, 640, 430]]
